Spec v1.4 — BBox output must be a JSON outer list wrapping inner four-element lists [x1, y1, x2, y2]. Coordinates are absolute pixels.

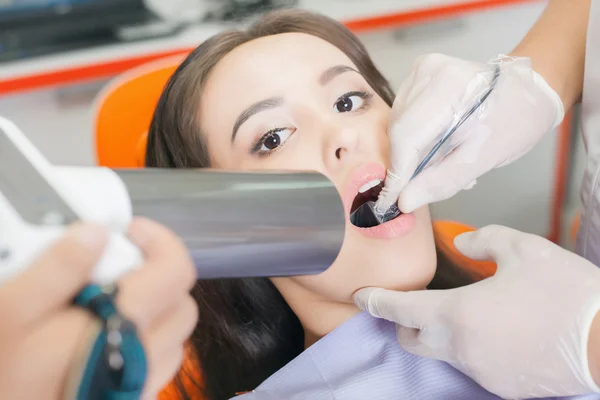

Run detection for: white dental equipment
[[0, 116, 345, 286]]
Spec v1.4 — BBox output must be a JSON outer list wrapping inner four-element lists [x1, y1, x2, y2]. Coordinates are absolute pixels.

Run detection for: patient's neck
[[301, 304, 360, 348], [271, 277, 361, 348]]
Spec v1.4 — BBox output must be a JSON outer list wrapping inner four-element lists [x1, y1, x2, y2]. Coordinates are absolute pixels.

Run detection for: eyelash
[[250, 90, 374, 157], [251, 127, 290, 156]]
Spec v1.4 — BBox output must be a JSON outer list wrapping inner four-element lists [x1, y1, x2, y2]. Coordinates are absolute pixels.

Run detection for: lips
[[343, 163, 416, 239]]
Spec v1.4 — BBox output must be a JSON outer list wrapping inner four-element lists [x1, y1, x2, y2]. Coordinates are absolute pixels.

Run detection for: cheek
[[356, 105, 392, 163], [291, 206, 436, 303]]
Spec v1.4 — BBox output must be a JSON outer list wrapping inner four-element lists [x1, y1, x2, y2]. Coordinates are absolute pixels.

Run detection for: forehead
[[203, 32, 356, 97]]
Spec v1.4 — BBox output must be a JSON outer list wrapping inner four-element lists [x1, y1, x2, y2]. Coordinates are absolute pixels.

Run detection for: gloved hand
[[375, 53, 565, 214], [354, 225, 600, 399]]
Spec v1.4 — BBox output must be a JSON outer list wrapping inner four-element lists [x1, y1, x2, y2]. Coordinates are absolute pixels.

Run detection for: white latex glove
[[375, 53, 565, 214], [354, 225, 600, 399]]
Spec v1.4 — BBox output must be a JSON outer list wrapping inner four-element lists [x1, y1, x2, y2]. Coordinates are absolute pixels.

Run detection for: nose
[[324, 125, 360, 169]]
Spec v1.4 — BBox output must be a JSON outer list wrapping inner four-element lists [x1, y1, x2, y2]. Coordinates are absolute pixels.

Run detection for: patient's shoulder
[[432, 220, 497, 281]]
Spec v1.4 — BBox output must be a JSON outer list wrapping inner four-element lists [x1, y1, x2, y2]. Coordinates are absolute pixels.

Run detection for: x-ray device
[[0, 116, 345, 286]]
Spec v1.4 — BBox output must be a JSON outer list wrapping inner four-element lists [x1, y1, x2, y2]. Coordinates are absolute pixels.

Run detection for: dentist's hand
[[354, 225, 600, 399], [375, 53, 565, 214]]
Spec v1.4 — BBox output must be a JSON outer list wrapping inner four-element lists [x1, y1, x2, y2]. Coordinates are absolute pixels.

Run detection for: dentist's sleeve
[[355, 225, 600, 399], [375, 0, 589, 214]]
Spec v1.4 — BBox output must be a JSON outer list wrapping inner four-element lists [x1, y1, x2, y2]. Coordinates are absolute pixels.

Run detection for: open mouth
[[344, 163, 413, 236], [350, 179, 384, 215], [349, 179, 403, 228]]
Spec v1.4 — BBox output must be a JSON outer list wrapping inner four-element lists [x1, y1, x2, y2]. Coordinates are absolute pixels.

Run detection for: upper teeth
[[358, 179, 381, 193]]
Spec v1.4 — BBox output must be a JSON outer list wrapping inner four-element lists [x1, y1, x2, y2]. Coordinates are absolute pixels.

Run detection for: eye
[[334, 95, 363, 113], [252, 127, 294, 155], [333, 91, 371, 113]]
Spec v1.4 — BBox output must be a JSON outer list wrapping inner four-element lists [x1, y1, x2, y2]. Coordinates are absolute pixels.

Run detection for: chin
[[376, 263, 437, 292], [357, 245, 437, 294], [350, 205, 437, 290], [291, 206, 437, 303]]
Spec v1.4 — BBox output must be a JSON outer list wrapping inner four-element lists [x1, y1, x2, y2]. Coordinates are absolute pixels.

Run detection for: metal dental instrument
[[350, 65, 501, 228], [0, 116, 345, 285]]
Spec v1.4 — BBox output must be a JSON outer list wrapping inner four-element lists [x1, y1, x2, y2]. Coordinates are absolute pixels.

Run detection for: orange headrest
[[571, 212, 581, 249], [93, 55, 187, 168]]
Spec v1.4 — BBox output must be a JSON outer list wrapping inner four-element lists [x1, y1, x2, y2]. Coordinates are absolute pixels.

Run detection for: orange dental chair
[[94, 54, 186, 169]]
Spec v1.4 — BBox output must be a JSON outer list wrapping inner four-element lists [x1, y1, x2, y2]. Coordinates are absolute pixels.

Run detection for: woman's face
[[199, 32, 436, 303]]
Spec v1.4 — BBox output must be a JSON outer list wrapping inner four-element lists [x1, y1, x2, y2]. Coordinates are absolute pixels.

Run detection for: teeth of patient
[[358, 179, 381, 193]]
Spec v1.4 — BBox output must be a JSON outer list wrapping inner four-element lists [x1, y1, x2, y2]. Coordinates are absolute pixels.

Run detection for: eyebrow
[[319, 65, 360, 86], [231, 96, 284, 143], [230, 65, 360, 143]]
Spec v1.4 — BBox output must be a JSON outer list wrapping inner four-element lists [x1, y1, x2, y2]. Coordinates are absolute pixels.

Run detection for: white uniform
[[577, 1, 600, 265]]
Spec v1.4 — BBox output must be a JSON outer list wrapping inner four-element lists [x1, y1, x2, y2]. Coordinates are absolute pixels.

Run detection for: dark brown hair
[[146, 9, 472, 400]]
